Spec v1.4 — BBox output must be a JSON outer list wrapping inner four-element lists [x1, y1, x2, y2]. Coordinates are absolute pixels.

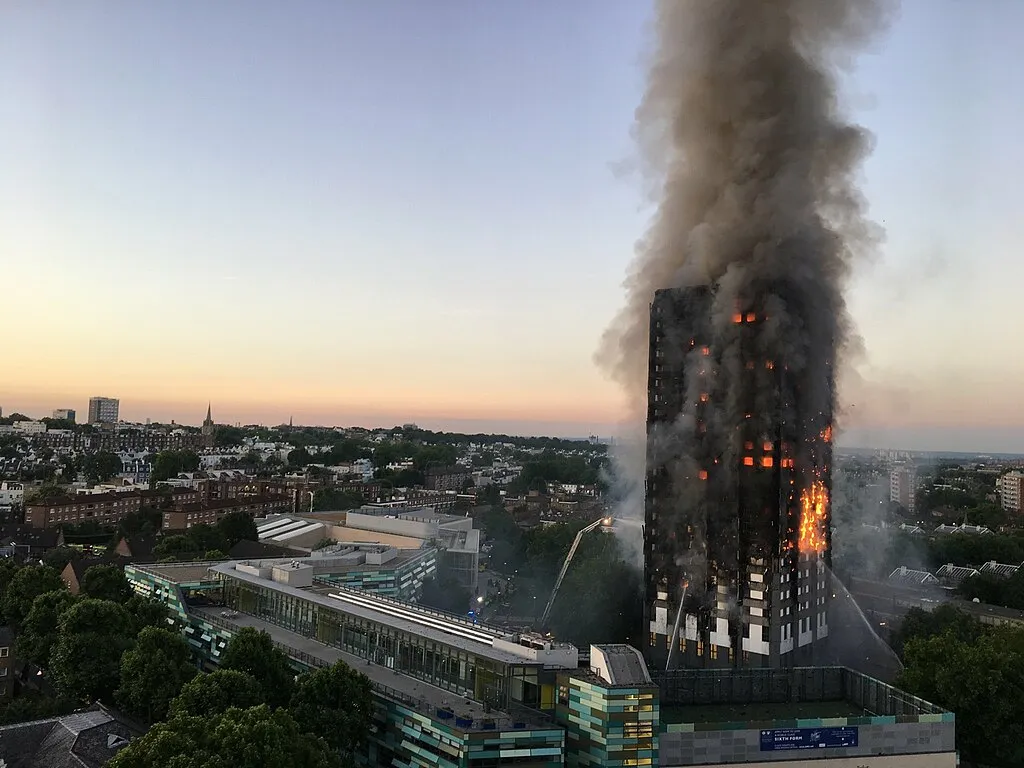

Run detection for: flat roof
[[191, 607, 549, 730], [660, 700, 867, 726], [131, 562, 221, 584], [206, 561, 554, 666]]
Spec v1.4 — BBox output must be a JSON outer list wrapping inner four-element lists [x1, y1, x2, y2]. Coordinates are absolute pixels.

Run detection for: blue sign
[[759, 727, 858, 751]]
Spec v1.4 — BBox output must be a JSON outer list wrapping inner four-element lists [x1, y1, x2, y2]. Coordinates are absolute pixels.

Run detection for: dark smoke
[[600, 0, 891, 486], [598, 1, 896, 662]]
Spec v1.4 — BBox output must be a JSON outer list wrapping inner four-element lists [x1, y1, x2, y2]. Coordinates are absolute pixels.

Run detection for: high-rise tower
[[643, 287, 833, 670]]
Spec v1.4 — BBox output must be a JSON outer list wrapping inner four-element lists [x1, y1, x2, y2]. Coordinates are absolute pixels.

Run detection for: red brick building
[[25, 488, 200, 529], [162, 494, 291, 531]]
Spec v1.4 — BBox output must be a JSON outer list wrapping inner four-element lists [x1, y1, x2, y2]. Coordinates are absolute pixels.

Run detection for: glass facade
[[220, 572, 545, 711], [316, 548, 436, 600]]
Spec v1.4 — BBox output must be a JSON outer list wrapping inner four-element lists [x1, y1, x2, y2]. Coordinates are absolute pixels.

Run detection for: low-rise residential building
[[162, 495, 291, 531], [0, 702, 142, 765], [25, 488, 200, 529], [0, 525, 63, 558], [424, 465, 472, 492], [0, 481, 25, 513], [13, 420, 46, 435]]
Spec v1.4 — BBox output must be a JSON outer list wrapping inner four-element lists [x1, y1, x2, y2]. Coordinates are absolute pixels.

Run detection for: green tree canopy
[[898, 626, 1024, 767], [219, 627, 295, 708], [107, 705, 341, 768], [154, 535, 194, 561], [891, 604, 985, 658], [81, 564, 133, 603], [125, 595, 170, 635], [50, 599, 134, 702], [216, 511, 258, 548], [82, 451, 123, 484], [115, 626, 198, 723], [17, 590, 78, 667], [42, 546, 82, 572], [150, 450, 201, 484], [290, 661, 374, 756], [1, 564, 65, 629], [169, 669, 264, 720]]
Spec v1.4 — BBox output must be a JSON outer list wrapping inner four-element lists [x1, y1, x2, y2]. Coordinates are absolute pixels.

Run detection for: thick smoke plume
[[600, 0, 891, 520]]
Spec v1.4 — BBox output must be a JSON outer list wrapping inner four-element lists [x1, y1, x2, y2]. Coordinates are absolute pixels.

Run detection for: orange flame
[[822, 425, 833, 443], [798, 481, 828, 554]]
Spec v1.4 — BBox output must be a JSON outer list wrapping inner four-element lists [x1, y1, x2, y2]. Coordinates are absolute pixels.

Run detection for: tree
[[899, 626, 1024, 767], [289, 661, 374, 756], [1, 565, 65, 629], [125, 595, 170, 635], [108, 705, 341, 768], [115, 626, 197, 723], [287, 447, 313, 467], [216, 511, 258, 548], [50, 599, 134, 702], [150, 450, 201, 484], [81, 564, 133, 603], [219, 628, 295, 708], [153, 535, 195, 561], [311, 488, 364, 512], [169, 669, 264, 719], [23, 481, 68, 504], [17, 590, 78, 667], [82, 451, 123, 484], [892, 604, 985, 658], [0, 690, 77, 725], [214, 425, 247, 447], [115, 507, 163, 537], [42, 545, 81, 571]]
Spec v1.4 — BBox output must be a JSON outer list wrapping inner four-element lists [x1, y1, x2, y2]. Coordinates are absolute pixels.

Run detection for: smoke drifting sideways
[[598, 0, 895, 561]]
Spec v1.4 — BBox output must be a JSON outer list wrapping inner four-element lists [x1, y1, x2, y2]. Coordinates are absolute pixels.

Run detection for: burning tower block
[[644, 287, 833, 670]]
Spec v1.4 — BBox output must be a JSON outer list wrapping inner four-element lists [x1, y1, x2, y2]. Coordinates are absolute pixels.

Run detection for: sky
[[1, 1, 1022, 451]]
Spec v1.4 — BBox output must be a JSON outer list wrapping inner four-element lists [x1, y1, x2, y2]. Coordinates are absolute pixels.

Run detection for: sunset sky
[[2, 1, 1023, 451]]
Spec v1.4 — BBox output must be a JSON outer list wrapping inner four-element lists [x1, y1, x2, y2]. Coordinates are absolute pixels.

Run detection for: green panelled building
[[125, 559, 957, 768]]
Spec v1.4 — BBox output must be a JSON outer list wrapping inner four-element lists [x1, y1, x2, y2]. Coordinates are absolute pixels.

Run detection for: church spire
[[205, 402, 212, 423]]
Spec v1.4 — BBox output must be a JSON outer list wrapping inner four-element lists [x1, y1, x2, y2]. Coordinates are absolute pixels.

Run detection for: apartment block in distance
[[1000, 471, 1024, 514], [890, 464, 917, 514], [644, 287, 833, 671], [52, 408, 76, 422], [88, 396, 119, 424]]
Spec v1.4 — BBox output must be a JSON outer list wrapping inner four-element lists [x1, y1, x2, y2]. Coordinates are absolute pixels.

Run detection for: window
[[0, 648, 8, 658], [0, 667, 7, 677]]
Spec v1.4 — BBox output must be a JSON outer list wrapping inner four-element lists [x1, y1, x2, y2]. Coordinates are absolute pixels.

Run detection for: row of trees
[[110, 627, 373, 767], [0, 556, 375, 767], [895, 605, 1024, 767]]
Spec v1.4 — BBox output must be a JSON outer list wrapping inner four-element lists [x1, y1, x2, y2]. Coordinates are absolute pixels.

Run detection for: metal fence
[[653, 666, 948, 718]]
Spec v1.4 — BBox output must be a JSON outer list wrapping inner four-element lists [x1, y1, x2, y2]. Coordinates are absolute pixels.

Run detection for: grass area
[[660, 700, 867, 725]]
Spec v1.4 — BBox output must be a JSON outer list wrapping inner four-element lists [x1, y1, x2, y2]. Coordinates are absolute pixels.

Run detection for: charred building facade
[[643, 287, 833, 670]]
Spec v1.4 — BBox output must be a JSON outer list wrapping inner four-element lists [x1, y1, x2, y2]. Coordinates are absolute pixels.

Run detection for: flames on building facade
[[644, 286, 834, 671]]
